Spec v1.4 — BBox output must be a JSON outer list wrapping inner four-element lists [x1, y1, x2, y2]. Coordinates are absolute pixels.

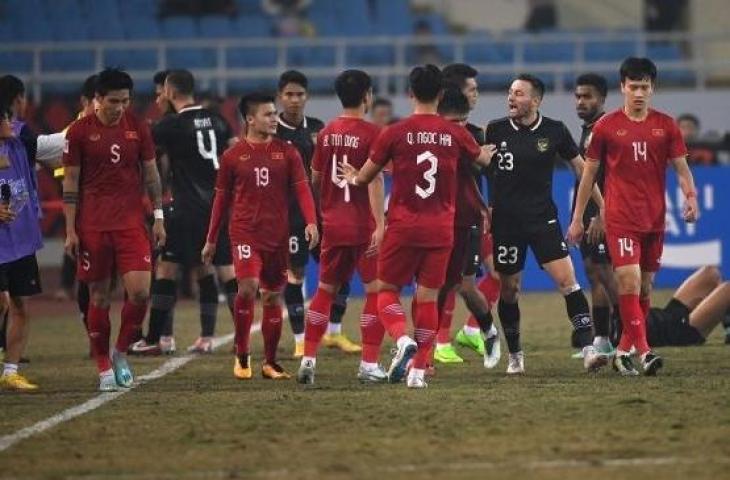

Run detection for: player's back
[[153, 106, 232, 214], [369, 113, 479, 246]]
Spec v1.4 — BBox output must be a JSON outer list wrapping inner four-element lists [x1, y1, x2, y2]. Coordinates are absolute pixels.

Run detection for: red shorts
[[231, 241, 287, 292], [378, 233, 451, 289], [606, 229, 664, 272], [319, 243, 377, 286], [77, 227, 152, 282]]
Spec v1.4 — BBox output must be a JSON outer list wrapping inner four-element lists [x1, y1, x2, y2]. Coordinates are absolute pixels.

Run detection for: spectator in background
[[677, 113, 700, 142], [263, 0, 315, 37], [677, 113, 719, 166], [371, 97, 396, 127], [413, 20, 442, 65], [645, 0, 687, 32], [525, 0, 557, 32]]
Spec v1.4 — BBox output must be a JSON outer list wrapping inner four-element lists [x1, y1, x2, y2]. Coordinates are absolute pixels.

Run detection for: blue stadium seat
[[233, 15, 272, 37], [0, 51, 34, 73], [234, 0, 264, 15], [44, 0, 84, 22], [161, 16, 199, 39], [167, 47, 218, 69], [347, 45, 394, 66], [14, 17, 53, 42], [200, 15, 235, 38], [104, 48, 158, 70], [373, 0, 412, 35], [51, 20, 89, 41], [585, 40, 637, 62], [647, 42, 683, 61], [42, 50, 95, 72], [123, 18, 161, 39], [89, 19, 126, 40], [119, 0, 157, 19], [310, 12, 341, 37], [227, 47, 278, 68], [307, 75, 336, 94], [287, 45, 336, 68], [524, 40, 575, 63]]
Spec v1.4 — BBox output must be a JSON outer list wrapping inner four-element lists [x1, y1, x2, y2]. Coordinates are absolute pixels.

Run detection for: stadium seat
[[51, 19, 90, 41], [123, 18, 161, 39], [585, 40, 637, 62], [288, 45, 336, 68], [89, 19, 126, 40], [0, 51, 34, 73], [227, 47, 278, 68], [232, 15, 272, 38], [199, 15, 235, 38], [524, 40, 575, 63], [42, 50, 95, 72], [104, 48, 159, 71], [234, 0, 264, 15], [161, 16, 199, 39], [167, 48, 218, 70], [347, 45, 395, 66]]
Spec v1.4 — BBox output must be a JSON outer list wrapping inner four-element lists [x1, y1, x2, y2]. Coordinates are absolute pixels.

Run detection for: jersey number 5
[[196, 130, 220, 170], [416, 151, 438, 199]]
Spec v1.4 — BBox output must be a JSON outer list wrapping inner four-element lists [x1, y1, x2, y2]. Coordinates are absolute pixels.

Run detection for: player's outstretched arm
[[672, 155, 699, 223], [366, 172, 385, 257], [62, 165, 80, 258], [567, 158, 599, 245], [340, 159, 382, 186], [143, 159, 166, 248]]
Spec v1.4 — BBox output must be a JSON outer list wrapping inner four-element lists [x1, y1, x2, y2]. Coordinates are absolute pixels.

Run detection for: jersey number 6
[[416, 151, 438, 199]]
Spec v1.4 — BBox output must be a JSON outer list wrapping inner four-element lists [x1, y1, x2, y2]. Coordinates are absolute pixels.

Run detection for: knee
[[500, 278, 520, 303], [90, 291, 111, 308], [237, 281, 257, 300], [615, 271, 640, 294], [261, 291, 280, 306], [415, 286, 438, 303], [128, 288, 150, 305], [700, 266, 722, 287]]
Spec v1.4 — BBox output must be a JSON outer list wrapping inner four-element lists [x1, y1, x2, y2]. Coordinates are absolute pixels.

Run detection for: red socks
[[378, 290, 407, 340], [88, 304, 112, 372], [116, 300, 148, 353], [413, 300, 438, 369], [436, 290, 456, 344], [262, 303, 283, 364], [360, 292, 384, 363], [234, 295, 254, 356], [303, 288, 335, 358], [618, 294, 650, 355]]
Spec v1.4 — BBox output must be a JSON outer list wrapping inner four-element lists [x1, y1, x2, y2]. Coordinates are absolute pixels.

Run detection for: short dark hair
[[409, 64, 443, 103], [437, 87, 469, 117], [238, 92, 276, 118], [677, 113, 700, 127], [165, 69, 195, 96], [619, 57, 657, 84], [0, 104, 12, 121], [575, 72, 607, 98], [153, 70, 169, 86], [96, 68, 134, 96], [278, 70, 308, 91], [373, 97, 392, 109], [515, 73, 545, 99], [81, 74, 98, 101], [334, 69, 371, 109], [0, 75, 25, 108], [442, 63, 478, 90]]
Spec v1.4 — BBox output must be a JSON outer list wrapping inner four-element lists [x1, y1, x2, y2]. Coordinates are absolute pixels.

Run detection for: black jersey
[[152, 105, 232, 215], [572, 112, 606, 225], [465, 121, 487, 193], [275, 113, 325, 229], [485, 113, 579, 231]]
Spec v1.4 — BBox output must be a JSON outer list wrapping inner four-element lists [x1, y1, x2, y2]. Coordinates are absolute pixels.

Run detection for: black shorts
[[579, 237, 611, 264], [492, 219, 569, 275], [647, 299, 705, 347], [160, 207, 232, 267], [288, 226, 311, 269], [463, 225, 482, 277], [0, 254, 42, 297]]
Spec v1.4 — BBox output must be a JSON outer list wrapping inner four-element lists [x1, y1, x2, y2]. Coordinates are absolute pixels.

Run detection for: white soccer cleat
[[406, 370, 428, 389], [387, 337, 418, 383], [159, 336, 176, 355], [187, 336, 213, 354], [357, 364, 388, 384], [98, 371, 119, 392], [297, 359, 316, 385], [583, 345, 608, 372], [483, 325, 501, 369], [506, 351, 525, 375]]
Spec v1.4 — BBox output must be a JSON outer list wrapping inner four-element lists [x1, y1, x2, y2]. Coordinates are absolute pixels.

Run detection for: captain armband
[[62, 192, 79, 205]]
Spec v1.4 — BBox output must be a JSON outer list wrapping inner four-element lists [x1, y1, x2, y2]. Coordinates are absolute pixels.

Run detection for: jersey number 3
[[416, 151, 438, 199]]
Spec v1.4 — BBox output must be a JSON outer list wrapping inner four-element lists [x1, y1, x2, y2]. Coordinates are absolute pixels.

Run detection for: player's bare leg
[[0, 296, 37, 391], [457, 274, 500, 368], [377, 281, 417, 384], [688, 282, 730, 337], [672, 266, 722, 311], [285, 267, 306, 357], [542, 256, 606, 371], [497, 272, 525, 374], [613, 265, 650, 375], [260, 289, 289, 380], [232, 277, 258, 380]]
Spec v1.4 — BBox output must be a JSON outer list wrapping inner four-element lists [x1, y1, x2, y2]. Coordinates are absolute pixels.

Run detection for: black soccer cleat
[[641, 351, 664, 376], [612, 353, 639, 377]]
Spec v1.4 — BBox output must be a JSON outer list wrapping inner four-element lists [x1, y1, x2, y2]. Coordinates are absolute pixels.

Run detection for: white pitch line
[[0, 325, 253, 453]]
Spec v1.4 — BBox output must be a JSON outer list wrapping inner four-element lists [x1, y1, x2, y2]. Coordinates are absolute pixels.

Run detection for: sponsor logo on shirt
[[125, 131, 139, 140], [616, 129, 628, 137], [272, 152, 284, 160], [239, 154, 250, 161], [652, 129, 665, 137], [536, 138, 549, 152], [89, 133, 101, 142]]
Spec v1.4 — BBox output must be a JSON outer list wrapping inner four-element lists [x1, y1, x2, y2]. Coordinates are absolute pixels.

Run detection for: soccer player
[[486, 74, 607, 375], [202, 92, 319, 380], [63, 68, 166, 391], [569, 57, 698, 376], [435, 87, 500, 370], [435, 62, 502, 363], [275, 70, 359, 357], [571, 73, 619, 356], [340, 65, 494, 389], [296, 70, 385, 385], [129, 69, 238, 356], [370, 97, 395, 128]]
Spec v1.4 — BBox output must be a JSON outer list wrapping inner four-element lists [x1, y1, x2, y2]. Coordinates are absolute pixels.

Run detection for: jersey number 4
[[331, 153, 351, 202], [416, 151, 438, 199], [196, 130, 220, 169]]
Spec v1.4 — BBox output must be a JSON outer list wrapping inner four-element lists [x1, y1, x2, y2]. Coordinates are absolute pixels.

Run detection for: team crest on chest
[[239, 154, 250, 161], [272, 152, 284, 160], [536, 137, 549, 152], [89, 133, 101, 142]]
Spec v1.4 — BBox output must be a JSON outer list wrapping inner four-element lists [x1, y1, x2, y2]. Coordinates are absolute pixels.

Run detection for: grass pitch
[[1, 290, 729, 480]]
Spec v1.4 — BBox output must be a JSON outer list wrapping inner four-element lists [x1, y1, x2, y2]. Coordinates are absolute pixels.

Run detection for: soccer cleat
[[159, 336, 176, 355], [111, 351, 134, 388], [433, 344, 464, 364], [583, 345, 608, 372], [483, 326, 501, 369], [455, 329, 485, 355], [357, 364, 388, 384], [187, 336, 214, 354], [297, 359, 316, 385], [506, 351, 525, 375], [0, 372, 38, 391], [233, 354, 252, 380], [322, 333, 362, 353], [641, 351, 664, 376], [98, 372, 119, 392], [127, 339, 161, 356], [594, 338, 616, 357], [406, 371, 428, 389], [262, 362, 291, 380], [387, 338, 418, 384], [612, 353, 640, 376], [292, 341, 304, 359]]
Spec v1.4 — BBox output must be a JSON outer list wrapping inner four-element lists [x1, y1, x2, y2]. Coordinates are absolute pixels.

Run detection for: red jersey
[[454, 161, 486, 228], [216, 137, 309, 251], [586, 108, 687, 233], [63, 111, 155, 232], [312, 116, 380, 246], [369, 113, 481, 247]]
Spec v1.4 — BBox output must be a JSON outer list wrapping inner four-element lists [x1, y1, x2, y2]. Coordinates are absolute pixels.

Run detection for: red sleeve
[[369, 126, 393, 167], [311, 130, 324, 173], [585, 120, 607, 162], [62, 121, 83, 167], [455, 124, 480, 160], [668, 118, 688, 160], [206, 152, 234, 243], [138, 120, 156, 162], [288, 146, 316, 225]]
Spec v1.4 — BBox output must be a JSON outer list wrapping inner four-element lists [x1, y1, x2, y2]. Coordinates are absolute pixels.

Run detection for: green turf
[[1, 291, 729, 480]]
